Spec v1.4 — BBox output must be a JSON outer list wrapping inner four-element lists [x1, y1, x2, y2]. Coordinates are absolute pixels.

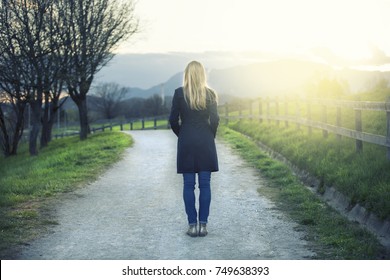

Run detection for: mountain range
[[95, 53, 390, 102]]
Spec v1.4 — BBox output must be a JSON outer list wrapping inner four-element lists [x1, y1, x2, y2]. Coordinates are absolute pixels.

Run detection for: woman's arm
[[209, 101, 220, 138], [169, 90, 181, 136]]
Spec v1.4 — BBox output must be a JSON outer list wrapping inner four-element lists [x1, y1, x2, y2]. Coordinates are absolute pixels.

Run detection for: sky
[[118, 0, 390, 65]]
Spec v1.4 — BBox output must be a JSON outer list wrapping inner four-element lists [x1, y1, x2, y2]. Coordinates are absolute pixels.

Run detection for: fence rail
[[53, 116, 170, 139], [219, 98, 390, 160]]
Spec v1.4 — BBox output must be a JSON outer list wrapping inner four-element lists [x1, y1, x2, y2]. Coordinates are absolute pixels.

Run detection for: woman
[[169, 61, 219, 237]]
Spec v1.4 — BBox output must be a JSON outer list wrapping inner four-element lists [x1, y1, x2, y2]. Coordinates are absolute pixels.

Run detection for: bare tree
[[0, 1, 33, 156], [122, 97, 145, 119], [0, 0, 139, 155], [0, 99, 8, 155], [143, 94, 168, 117], [59, 0, 138, 140], [0, 0, 60, 155], [39, 1, 70, 148], [92, 82, 128, 120], [0, 92, 23, 157], [0, 1, 74, 155]]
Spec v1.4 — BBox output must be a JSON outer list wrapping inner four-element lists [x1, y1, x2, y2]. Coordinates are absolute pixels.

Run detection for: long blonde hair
[[183, 61, 217, 110]]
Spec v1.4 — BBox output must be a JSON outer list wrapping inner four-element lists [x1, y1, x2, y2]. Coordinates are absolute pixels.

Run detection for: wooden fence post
[[307, 100, 312, 135], [130, 122, 133, 130], [266, 97, 270, 124], [142, 118, 145, 130], [120, 122, 123, 131], [249, 100, 253, 122], [258, 98, 262, 123], [386, 98, 390, 160], [296, 100, 300, 130], [284, 98, 289, 128], [355, 108, 363, 153], [336, 106, 341, 141], [275, 97, 279, 126], [322, 104, 328, 138], [154, 118, 157, 129], [225, 103, 229, 125]]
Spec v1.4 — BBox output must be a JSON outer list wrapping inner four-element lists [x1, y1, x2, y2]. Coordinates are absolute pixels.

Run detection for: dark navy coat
[[169, 87, 219, 174]]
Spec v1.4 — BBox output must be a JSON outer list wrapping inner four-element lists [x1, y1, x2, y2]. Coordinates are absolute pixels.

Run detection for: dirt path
[[16, 130, 314, 260]]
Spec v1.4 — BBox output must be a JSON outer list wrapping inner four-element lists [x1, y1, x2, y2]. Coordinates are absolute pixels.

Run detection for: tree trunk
[[29, 123, 40, 156], [0, 106, 11, 157], [29, 100, 42, 156], [76, 98, 90, 140], [10, 102, 26, 155], [0, 102, 26, 157], [40, 94, 50, 148], [40, 94, 58, 148], [44, 101, 57, 146]]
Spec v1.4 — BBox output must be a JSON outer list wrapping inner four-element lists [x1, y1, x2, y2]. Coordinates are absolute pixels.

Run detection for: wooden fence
[[53, 116, 170, 139], [51, 98, 390, 159], [219, 98, 390, 160]]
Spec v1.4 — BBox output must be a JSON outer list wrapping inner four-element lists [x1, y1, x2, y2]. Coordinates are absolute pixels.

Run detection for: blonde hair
[[183, 61, 217, 110]]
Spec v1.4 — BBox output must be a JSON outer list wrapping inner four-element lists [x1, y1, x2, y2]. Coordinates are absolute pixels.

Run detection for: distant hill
[[58, 57, 390, 122], [124, 72, 183, 99], [208, 59, 330, 97], [95, 54, 390, 102], [209, 59, 390, 98]]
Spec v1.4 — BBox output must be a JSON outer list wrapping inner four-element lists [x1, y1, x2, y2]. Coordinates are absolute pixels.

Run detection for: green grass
[[219, 126, 387, 259], [221, 90, 390, 220], [0, 131, 133, 257], [228, 120, 390, 220]]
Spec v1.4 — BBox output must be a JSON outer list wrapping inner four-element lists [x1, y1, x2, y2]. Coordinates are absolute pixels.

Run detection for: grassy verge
[[221, 90, 390, 220], [219, 126, 387, 259], [0, 131, 133, 258], [227, 120, 390, 220]]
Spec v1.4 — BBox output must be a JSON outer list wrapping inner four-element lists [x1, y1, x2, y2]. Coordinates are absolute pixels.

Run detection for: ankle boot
[[199, 223, 208, 237], [186, 224, 198, 237]]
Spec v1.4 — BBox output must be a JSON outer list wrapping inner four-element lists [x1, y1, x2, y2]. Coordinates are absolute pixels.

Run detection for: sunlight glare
[[121, 0, 390, 65]]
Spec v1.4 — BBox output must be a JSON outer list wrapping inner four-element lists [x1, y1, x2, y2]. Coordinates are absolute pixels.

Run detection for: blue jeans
[[183, 172, 211, 225]]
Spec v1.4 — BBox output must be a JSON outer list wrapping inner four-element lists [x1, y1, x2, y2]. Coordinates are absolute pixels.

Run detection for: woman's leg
[[183, 173, 197, 225], [198, 171, 211, 224]]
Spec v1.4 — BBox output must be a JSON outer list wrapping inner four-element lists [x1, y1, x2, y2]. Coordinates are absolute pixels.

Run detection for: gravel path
[[17, 130, 314, 260]]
